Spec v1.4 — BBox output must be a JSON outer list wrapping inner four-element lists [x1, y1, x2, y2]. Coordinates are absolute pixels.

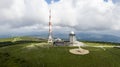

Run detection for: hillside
[[0, 37, 120, 67], [1, 32, 120, 43]]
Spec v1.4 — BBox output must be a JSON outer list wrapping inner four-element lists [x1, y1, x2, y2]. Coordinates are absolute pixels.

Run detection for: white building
[[69, 31, 76, 45], [69, 31, 84, 46]]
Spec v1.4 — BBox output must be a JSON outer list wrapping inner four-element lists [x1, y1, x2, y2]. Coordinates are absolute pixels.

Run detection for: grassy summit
[[0, 37, 120, 67]]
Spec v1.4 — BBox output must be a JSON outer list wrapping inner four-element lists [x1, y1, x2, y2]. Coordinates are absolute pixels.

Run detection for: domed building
[[69, 31, 84, 46], [53, 31, 84, 46], [69, 31, 76, 45]]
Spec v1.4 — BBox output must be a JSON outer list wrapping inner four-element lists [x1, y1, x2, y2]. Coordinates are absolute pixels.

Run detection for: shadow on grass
[[0, 40, 47, 47]]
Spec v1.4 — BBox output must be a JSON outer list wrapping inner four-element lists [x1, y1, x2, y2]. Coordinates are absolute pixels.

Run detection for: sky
[[0, 0, 120, 37]]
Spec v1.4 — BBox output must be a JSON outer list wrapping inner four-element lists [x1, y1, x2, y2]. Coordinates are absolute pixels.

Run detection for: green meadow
[[0, 37, 120, 67]]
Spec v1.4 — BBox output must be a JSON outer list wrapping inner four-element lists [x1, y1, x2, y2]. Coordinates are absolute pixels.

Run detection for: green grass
[[0, 37, 120, 67], [84, 42, 115, 47]]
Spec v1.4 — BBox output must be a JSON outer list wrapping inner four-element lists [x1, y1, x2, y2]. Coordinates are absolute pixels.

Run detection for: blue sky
[[113, 0, 120, 3], [45, 0, 60, 4], [112, 0, 120, 3], [45, 0, 120, 4]]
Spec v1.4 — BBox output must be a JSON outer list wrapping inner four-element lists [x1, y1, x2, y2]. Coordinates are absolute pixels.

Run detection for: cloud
[[0, 0, 48, 31], [0, 0, 120, 37]]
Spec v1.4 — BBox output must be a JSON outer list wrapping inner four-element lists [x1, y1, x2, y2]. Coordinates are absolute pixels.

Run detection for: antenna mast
[[48, 0, 54, 43]]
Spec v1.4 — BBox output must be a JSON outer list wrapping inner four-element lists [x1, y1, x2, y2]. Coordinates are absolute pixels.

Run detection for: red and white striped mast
[[48, 0, 54, 43]]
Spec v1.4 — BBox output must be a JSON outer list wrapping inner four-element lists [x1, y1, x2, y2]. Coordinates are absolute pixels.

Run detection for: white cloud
[[0, 0, 120, 37]]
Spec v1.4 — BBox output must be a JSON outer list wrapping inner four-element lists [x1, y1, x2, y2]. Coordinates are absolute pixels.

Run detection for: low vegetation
[[0, 37, 120, 67]]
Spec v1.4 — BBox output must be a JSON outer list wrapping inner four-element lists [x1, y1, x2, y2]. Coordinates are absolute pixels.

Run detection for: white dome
[[70, 31, 75, 34]]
